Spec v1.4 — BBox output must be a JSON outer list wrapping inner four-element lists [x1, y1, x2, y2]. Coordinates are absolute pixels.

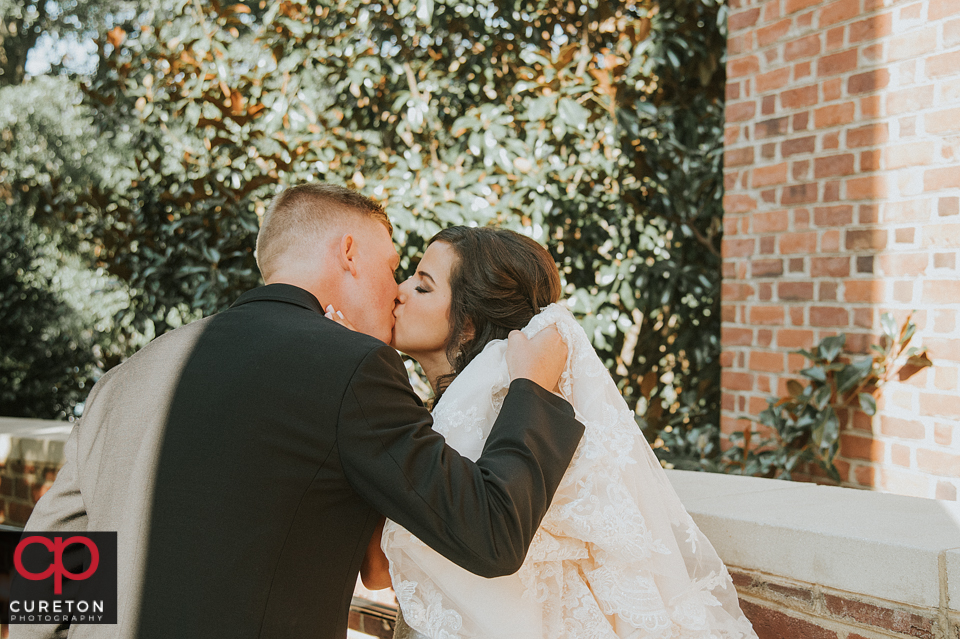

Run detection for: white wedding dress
[[383, 304, 758, 639]]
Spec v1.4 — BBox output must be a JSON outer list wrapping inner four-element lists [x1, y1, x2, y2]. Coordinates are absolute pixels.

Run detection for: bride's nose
[[396, 277, 413, 303]]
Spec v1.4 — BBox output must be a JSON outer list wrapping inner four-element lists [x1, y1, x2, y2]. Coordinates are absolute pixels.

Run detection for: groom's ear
[[337, 233, 360, 276]]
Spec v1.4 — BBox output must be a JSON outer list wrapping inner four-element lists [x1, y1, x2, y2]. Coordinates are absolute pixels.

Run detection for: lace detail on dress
[[383, 303, 758, 639]]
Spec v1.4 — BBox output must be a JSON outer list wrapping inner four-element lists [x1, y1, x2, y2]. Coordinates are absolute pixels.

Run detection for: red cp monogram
[[14, 536, 100, 595]]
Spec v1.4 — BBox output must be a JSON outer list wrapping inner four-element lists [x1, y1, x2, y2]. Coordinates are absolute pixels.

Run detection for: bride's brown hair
[[430, 226, 562, 400]]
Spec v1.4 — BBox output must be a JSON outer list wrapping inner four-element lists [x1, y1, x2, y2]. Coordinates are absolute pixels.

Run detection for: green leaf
[[800, 366, 827, 383], [881, 313, 897, 339], [818, 335, 845, 363], [858, 393, 877, 415]]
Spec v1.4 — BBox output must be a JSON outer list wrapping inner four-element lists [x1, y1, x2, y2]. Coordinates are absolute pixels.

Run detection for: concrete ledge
[[665, 469, 960, 613]]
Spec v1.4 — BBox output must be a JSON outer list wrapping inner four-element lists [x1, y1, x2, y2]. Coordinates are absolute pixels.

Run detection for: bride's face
[[392, 241, 458, 363]]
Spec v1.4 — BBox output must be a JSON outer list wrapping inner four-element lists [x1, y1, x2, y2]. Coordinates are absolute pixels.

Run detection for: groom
[[15, 183, 584, 639]]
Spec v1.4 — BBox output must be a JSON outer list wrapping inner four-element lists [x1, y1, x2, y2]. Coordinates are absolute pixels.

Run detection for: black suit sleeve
[[337, 344, 584, 578]]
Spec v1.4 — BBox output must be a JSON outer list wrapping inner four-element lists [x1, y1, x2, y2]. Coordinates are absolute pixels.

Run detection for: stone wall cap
[[666, 469, 960, 610]]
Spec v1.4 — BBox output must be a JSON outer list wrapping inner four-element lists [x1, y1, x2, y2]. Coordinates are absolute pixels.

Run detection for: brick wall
[[733, 568, 959, 639], [0, 419, 69, 527], [722, 0, 960, 498]]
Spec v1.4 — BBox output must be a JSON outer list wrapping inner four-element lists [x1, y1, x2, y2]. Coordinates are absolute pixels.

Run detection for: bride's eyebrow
[[417, 271, 436, 285]]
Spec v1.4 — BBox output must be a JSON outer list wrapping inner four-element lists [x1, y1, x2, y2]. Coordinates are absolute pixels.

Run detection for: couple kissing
[[18, 183, 756, 639]]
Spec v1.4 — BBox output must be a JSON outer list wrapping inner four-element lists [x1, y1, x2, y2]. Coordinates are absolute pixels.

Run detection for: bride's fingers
[[324, 306, 357, 331]]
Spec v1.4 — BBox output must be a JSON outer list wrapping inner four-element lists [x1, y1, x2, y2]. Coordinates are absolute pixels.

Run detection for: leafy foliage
[[729, 314, 931, 481], [2, 0, 728, 453]]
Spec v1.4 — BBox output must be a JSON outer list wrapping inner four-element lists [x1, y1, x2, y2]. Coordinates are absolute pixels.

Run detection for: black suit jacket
[[17, 284, 584, 639]]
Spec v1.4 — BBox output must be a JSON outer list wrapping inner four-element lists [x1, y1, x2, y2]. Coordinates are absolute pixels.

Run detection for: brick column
[[722, 0, 960, 498]]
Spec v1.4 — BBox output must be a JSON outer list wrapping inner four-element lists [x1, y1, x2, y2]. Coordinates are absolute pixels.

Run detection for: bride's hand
[[506, 327, 567, 393], [324, 305, 357, 332]]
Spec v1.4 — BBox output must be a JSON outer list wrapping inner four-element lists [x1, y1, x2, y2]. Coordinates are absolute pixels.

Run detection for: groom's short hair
[[256, 182, 391, 281]]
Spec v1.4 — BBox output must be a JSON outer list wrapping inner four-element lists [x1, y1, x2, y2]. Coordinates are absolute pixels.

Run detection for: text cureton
[[10, 599, 105, 613]]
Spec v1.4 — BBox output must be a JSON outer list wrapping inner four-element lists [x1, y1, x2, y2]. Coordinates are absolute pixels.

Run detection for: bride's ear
[[461, 319, 476, 344]]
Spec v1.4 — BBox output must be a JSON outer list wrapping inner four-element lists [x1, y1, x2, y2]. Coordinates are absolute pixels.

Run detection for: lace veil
[[382, 304, 758, 639]]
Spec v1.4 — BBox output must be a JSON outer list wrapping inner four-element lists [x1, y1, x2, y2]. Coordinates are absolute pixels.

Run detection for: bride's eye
[[415, 286, 429, 294]]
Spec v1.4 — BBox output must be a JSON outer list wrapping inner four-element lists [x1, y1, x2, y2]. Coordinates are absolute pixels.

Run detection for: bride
[[343, 226, 757, 639]]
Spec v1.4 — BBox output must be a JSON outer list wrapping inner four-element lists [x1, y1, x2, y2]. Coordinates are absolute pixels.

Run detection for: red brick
[[751, 305, 786, 324], [887, 142, 934, 170], [918, 449, 960, 476], [757, 68, 793, 93], [822, 229, 841, 250], [762, 95, 777, 115], [881, 416, 926, 439], [931, 0, 960, 19], [815, 154, 856, 178], [859, 204, 879, 223], [752, 259, 784, 276], [779, 232, 818, 254], [935, 422, 954, 444], [793, 111, 810, 130], [887, 85, 935, 115], [778, 329, 815, 348], [783, 183, 819, 204], [923, 281, 960, 303], [727, 101, 757, 122], [822, 132, 841, 151], [846, 175, 888, 200], [726, 147, 755, 167], [844, 279, 884, 302], [729, 56, 761, 79], [785, 0, 823, 13], [758, 19, 792, 46], [821, 0, 861, 27], [810, 305, 849, 326], [812, 257, 851, 277], [729, 8, 761, 31], [792, 159, 811, 180], [860, 94, 882, 118], [755, 117, 790, 138], [888, 27, 939, 61], [840, 434, 884, 460], [817, 49, 859, 76], [814, 205, 854, 226], [724, 282, 757, 301], [753, 163, 789, 187], [814, 102, 856, 127], [849, 13, 893, 42], [846, 123, 888, 148], [948, 20, 960, 49], [751, 351, 785, 372], [785, 34, 822, 61], [823, 77, 843, 101], [926, 108, 960, 134], [846, 229, 888, 250], [725, 194, 758, 213], [780, 85, 818, 109], [882, 199, 931, 224], [740, 601, 839, 639], [860, 150, 881, 171], [752, 210, 789, 233], [826, 27, 845, 52], [848, 69, 890, 94], [783, 135, 817, 156], [924, 167, 960, 192], [878, 253, 929, 276], [926, 51, 960, 79], [778, 282, 815, 300], [722, 327, 754, 345], [723, 238, 756, 257], [919, 393, 960, 417]]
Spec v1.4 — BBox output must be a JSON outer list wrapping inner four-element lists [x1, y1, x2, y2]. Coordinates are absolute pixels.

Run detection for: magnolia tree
[[2, 0, 726, 470]]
